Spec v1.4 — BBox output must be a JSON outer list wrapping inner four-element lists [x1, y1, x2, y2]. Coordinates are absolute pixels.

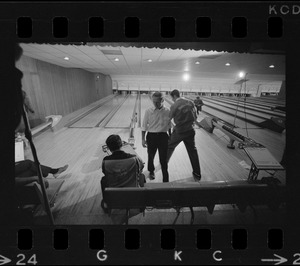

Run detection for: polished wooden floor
[[24, 93, 286, 225]]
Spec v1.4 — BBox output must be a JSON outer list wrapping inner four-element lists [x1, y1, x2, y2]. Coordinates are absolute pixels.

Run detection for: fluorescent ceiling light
[[64, 57, 69, 60], [269, 65, 275, 68], [114, 58, 119, 62], [225, 63, 230, 66], [183, 73, 190, 81], [239, 71, 245, 78], [195, 61, 200, 65], [101, 50, 123, 55]]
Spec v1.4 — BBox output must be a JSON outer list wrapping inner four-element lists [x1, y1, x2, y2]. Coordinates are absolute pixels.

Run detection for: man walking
[[167, 90, 201, 181], [141, 92, 171, 182], [194, 96, 204, 115]]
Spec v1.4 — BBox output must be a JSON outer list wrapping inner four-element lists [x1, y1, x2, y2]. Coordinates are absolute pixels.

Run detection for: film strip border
[[17, 16, 283, 39], [1, 1, 300, 265], [1, 226, 299, 264], [0, 2, 299, 41]]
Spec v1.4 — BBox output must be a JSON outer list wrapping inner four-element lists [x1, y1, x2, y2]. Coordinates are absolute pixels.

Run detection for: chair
[[16, 178, 65, 218], [101, 156, 144, 213]]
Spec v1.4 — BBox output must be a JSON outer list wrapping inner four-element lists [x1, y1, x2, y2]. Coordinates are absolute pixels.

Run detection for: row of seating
[[104, 178, 286, 224]]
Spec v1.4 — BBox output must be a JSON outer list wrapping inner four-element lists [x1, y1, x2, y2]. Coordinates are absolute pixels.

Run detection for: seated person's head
[[106, 134, 122, 152]]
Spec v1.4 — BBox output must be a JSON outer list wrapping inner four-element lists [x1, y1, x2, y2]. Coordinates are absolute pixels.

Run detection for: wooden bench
[[104, 179, 285, 224], [244, 147, 284, 180]]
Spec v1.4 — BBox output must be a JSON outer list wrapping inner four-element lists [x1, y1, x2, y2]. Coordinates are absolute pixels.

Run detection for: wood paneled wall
[[95, 73, 112, 99], [16, 56, 112, 127]]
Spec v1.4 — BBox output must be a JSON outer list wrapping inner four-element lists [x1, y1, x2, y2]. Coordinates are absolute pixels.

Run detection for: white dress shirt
[[141, 106, 171, 132]]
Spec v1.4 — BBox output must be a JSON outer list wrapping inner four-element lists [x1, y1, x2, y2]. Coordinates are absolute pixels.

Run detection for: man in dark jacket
[[101, 135, 145, 211], [167, 90, 202, 181], [194, 96, 204, 115]]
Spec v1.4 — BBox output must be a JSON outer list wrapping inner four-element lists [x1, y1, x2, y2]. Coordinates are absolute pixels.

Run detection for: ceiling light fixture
[[114, 58, 119, 62], [64, 57, 69, 60], [147, 59, 153, 62], [269, 65, 275, 68], [225, 63, 230, 66], [195, 61, 200, 65]]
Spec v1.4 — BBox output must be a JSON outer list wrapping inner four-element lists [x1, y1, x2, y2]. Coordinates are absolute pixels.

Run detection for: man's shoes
[[149, 172, 155, 180], [53, 165, 69, 178], [192, 172, 201, 181]]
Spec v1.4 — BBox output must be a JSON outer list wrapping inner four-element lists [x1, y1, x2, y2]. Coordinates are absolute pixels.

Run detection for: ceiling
[[20, 43, 285, 80]]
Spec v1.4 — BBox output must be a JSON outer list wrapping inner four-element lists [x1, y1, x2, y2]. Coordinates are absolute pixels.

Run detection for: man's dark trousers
[[146, 132, 169, 182], [196, 105, 202, 115], [166, 129, 201, 176], [15, 160, 52, 177]]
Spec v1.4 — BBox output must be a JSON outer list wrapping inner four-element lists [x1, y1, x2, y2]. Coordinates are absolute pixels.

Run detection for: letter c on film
[[97, 250, 108, 261], [213, 250, 222, 261]]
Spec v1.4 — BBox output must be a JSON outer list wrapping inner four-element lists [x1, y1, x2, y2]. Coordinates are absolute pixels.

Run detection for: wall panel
[[16, 56, 113, 127]]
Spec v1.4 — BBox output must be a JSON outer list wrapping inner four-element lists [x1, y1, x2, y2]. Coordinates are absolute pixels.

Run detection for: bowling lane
[[203, 97, 285, 120], [203, 100, 266, 124], [70, 95, 124, 128], [105, 94, 138, 128], [164, 96, 252, 129], [187, 95, 277, 129], [201, 104, 262, 129], [208, 96, 285, 116], [238, 96, 286, 106]]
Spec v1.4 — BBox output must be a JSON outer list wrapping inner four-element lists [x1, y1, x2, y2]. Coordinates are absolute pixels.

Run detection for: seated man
[[15, 159, 68, 207], [101, 134, 145, 212], [15, 159, 68, 187]]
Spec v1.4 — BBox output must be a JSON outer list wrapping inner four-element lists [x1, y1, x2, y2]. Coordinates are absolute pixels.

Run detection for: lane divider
[[65, 94, 115, 127], [128, 93, 140, 148], [99, 94, 129, 128]]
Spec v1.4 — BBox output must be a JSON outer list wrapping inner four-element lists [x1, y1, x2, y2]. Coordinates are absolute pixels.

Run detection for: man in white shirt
[[141, 92, 171, 182]]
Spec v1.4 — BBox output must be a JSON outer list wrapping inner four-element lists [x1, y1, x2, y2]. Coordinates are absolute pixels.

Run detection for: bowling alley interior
[[15, 42, 286, 225]]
